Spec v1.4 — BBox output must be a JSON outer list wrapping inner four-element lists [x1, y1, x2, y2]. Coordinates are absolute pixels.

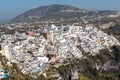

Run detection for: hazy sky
[[0, 0, 120, 20]]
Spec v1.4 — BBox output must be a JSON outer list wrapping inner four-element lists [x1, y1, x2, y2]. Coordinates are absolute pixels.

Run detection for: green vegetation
[[0, 56, 34, 80], [55, 46, 120, 80]]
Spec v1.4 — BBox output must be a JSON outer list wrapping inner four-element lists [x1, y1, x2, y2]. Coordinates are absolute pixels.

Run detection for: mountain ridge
[[11, 4, 118, 23]]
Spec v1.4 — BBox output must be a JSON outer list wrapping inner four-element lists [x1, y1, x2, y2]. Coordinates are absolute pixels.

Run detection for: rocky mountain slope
[[11, 4, 119, 23]]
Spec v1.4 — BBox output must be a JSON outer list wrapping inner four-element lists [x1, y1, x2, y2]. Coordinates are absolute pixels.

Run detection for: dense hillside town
[[0, 3, 120, 80], [0, 24, 120, 79]]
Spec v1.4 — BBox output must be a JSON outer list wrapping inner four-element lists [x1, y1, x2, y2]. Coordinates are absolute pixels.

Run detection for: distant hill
[[11, 4, 119, 23]]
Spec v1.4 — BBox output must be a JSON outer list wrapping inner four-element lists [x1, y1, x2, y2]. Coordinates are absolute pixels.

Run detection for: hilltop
[[11, 4, 119, 23]]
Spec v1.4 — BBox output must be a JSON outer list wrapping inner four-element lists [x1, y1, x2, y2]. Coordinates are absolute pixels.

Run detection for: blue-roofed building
[[4, 73, 9, 78]]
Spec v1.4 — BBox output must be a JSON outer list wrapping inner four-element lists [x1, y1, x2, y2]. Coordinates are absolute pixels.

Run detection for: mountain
[[11, 4, 119, 23], [11, 4, 88, 23]]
